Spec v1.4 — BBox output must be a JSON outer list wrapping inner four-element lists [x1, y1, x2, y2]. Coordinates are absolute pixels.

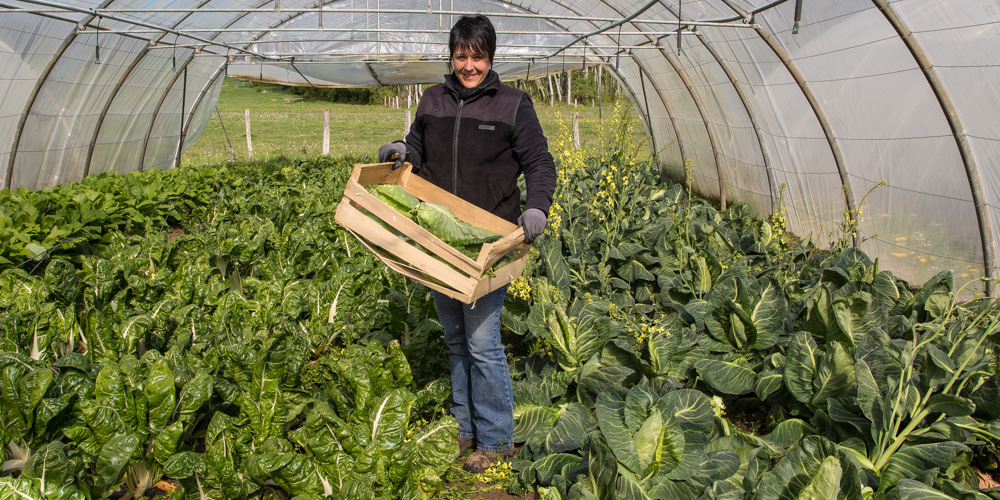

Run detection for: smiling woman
[[375, 14, 558, 475]]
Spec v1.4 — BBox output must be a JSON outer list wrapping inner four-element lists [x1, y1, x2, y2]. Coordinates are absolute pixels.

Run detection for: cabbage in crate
[[367, 184, 501, 258]]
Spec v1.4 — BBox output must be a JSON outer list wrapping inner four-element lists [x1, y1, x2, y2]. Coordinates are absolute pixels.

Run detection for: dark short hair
[[449, 15, 496, 64]]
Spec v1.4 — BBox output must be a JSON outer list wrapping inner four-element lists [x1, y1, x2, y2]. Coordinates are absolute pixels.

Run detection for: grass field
[[181, 78, 625, 167]]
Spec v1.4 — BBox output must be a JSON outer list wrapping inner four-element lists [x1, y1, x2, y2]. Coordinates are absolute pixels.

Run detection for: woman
[[378, 15, 556, 473]]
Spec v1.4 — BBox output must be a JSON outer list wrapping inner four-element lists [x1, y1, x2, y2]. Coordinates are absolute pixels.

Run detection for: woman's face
[[452, 47, 490, 88]]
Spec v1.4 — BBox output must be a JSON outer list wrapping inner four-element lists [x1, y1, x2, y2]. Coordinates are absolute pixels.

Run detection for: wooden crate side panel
[[478, 229, 527, 267], [335, 200, 475, 291], [470, 257, 528, 300], [377, 253, 477, 301], [353, 162, 406, 185]]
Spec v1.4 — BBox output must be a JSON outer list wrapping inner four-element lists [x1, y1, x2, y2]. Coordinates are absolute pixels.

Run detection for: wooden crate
[[334, 162, 529, 303]]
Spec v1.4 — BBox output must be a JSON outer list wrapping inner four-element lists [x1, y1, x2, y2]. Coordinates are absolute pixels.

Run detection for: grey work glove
[[377, 141, 408, 170], [517, 208, 547, 243]]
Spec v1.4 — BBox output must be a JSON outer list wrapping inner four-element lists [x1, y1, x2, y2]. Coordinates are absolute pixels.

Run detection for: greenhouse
[[3, 0, 1000, 293], [2, 1, 1000, 499]]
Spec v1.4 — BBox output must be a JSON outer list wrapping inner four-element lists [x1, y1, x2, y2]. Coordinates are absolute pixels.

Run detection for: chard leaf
[[398, 416, 459, 496], [81, 399, 128, 445], [152, 419, 186, 465], [163, 451, 206, 479], [177, 372, 214, 419], [247, 452, 324, 496], [291, 402, 350, 462], [369, 388, 415, 451], [0, 477, 39, 499], [94, 361, 127, 414], [144, 358, 176, 435], [33, 395, 72, 435], [21, 441, 82, 499], [95, 432, 140, 492], [205, 413, 245, 498], [16, 367, 52, 429]]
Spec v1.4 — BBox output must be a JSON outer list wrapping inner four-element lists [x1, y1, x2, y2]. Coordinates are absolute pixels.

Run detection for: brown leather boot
[[457, 437, 475, 458], [462, 446, 517, 473]]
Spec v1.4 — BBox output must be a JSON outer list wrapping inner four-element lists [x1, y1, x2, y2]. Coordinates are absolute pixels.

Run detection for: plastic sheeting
[[1, 0, 999, 294]]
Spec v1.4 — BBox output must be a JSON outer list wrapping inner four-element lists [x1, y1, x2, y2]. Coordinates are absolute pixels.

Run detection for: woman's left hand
[[517, 208, 547, 243]]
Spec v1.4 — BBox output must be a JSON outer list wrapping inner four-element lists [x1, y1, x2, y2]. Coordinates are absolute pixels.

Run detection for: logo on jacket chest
[[478, 124, 496, 131]]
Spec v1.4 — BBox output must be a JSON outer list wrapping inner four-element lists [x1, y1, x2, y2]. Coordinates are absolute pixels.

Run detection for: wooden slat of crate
[[479, 229, 526, 268], [470, 257, 528, 301], [352, 161, 406, 186], [343, 178, 479, 275], [362, 242, 476, 300], [335, 199, 478, 295]]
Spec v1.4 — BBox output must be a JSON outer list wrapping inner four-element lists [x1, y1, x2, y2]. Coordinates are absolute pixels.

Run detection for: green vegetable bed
[[2, 135, 1000, 500]]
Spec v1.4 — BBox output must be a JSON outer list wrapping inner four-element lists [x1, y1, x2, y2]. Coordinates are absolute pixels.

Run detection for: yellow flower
[[477, 459, 515, 484]]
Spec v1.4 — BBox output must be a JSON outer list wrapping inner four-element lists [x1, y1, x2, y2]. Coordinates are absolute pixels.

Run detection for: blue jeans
[[433, 286, 514, 452]]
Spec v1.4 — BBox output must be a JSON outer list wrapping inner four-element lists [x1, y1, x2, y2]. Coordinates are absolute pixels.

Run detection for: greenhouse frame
[[2, 0, 999, 295]]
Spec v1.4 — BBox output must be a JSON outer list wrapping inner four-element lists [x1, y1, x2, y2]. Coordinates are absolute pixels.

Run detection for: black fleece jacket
[[403, 70, 557, 224]]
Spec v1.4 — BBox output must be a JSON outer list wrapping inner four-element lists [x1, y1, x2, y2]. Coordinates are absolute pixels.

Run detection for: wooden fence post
[[567, 70, 572, 106], [245, 109, 253, 158], [404, 110, 411, 137], [572, 112, 580, 150], [323, 109, 330, 155]]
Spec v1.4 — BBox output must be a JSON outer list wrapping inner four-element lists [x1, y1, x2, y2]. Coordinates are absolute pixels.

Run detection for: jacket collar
[[444, 69, 500, 101]]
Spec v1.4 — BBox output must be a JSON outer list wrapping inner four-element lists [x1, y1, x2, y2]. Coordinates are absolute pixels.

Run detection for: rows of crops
[[2, 116, 1000, 499]]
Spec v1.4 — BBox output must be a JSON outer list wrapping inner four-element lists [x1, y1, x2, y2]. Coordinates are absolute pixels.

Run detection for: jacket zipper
[[452, 99, 465, 195]]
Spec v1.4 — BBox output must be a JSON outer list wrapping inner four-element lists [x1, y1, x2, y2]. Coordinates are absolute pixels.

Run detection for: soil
[[442, 453, 540, 500], [723, 402, 770, 435], [461, 483, 541, 500], [166, 226, 185, 241]]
